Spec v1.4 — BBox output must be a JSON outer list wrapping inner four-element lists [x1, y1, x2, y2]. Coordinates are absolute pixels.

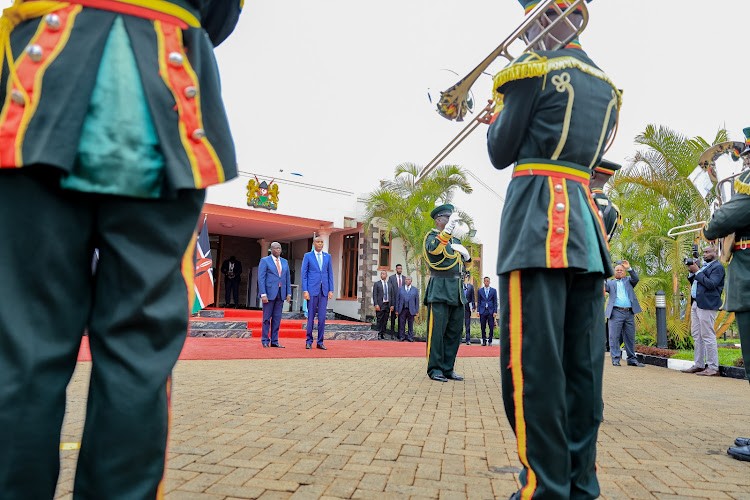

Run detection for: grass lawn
[[671, 347, 744, 366]]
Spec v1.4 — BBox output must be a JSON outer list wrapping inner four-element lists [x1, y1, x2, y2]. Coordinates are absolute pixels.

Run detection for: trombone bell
[[436, 0, 589, 122]]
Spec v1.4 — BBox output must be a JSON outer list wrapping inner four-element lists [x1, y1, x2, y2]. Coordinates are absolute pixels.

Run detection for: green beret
[[742, 127, 750, 156], [430, 204, 454, 219]]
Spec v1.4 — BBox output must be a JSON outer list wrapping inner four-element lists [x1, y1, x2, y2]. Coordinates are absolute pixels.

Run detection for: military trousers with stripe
[[499, 268, 605, 500], [0, 167, 204, 499], [425, 302, 464, 378]]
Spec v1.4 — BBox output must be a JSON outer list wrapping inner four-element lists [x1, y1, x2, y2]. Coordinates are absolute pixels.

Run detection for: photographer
[[605, 261, 644, 367], [681, 246, 725, 377]]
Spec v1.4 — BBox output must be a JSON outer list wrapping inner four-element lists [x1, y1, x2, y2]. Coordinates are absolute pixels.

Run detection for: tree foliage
[[608, 125, 729, 348], [363, 163, 476, 313]]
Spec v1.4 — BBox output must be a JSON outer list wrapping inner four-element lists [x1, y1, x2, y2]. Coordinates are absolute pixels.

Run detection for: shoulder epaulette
[[492, 53, 622, 110], [734, 170, 750, 195]]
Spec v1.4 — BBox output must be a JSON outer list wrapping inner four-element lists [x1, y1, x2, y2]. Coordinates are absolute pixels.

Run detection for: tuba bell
[[417, 0, 590, 184]]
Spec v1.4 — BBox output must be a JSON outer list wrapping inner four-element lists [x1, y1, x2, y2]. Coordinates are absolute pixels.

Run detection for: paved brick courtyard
[[56, 355, 750, 499]]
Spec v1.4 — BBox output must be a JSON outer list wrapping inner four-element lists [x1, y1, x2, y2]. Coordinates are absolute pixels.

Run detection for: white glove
[[444, 212, 461, 234], [451, 243, 471, 261]]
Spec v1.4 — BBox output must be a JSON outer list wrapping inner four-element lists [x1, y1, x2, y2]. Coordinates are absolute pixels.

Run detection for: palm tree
[[608, 125, 728, 348], [363, 162, 475, 313]]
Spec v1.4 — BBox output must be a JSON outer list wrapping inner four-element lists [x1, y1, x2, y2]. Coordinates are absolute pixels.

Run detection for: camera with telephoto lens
[[684, 244, 700, 267]]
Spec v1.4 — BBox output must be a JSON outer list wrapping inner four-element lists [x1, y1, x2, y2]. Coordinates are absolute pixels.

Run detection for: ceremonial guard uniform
[[703, 166, 750, 462], [486, 1, 620, 497], [591, 159, 622, 241], [0, 1, 241, 498], [423, 204, 471, 382]]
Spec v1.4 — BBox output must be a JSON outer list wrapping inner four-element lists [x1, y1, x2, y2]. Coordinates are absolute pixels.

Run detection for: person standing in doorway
[[221, 256, 242, 308]]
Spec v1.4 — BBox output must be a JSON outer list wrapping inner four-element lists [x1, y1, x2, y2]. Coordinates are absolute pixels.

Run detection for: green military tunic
[[591, 188, 621, 241], [0, 2, 242, 498], [703, 170, 750, 382], [0, 0, 240, 192], [423, 228, 469, 378], [486, 45, 621, 499]]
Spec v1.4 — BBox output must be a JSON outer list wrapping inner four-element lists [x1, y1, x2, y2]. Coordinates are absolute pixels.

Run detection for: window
[[341, 233, 359, 298], [378, 230, 391, 269]]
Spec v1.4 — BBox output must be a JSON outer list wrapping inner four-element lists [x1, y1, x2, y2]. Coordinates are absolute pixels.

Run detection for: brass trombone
[[416, 0, 590, 184]]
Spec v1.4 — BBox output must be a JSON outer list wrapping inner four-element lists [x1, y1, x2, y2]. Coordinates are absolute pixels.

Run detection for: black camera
[[683, 258, 696, 266]]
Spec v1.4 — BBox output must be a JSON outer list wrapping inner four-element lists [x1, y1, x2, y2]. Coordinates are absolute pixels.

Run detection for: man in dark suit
[[605, 260, 644, 367], [301, 236, 334, 350], [220, 256, 242, 308], [388, 264, 404, 335], [477, 277, 497, 346], [396, 276, 419, 342], [463, 274, 476, 345], [373, 270, 391, 339], [682, 246, 725, 376], [258, 242, 292, 348]]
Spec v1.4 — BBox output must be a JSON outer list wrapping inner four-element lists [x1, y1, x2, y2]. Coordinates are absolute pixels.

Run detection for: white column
[[258, 238, 270, 256]]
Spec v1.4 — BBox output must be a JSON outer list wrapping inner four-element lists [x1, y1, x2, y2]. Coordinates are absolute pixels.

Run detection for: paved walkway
[[56, 356, 750, 499]]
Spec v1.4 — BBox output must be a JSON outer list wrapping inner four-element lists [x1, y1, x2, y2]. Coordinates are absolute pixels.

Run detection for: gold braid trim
[[492, 55, 622, 110], [422, 231, 460, 271], [734, 177, 750, 195]]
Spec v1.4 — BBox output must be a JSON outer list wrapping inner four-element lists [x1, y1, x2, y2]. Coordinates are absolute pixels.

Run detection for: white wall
[[205, 171, 359, 227]]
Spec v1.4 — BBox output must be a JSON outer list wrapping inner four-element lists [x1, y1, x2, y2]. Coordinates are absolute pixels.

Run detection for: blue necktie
[[317, 253, 322, 269]]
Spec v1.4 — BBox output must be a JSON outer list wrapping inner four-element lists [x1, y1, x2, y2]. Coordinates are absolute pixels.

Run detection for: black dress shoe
[[270, 344, 285, 348], [408, 339, 414, 342], [262, 344, 269, 348], [481, 341, 486, 346], [735, 437, 750, 447], [447, 373, 464, 381], [429, 374, 448, 382], [465, 340, 471, 345], [306, 344, 312, 349], [316, 344, 327, 350], [727, 444, 750, 462], [612, 361, 621, 366], [627, 361, 646, 367], [378, 333, 384, 340]]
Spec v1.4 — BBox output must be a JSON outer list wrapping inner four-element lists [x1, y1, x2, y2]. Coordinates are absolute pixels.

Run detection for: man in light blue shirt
[[604, 261, 644, 367]]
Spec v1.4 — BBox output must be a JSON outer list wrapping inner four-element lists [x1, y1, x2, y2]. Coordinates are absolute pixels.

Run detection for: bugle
[[416, 0, 589, 184]]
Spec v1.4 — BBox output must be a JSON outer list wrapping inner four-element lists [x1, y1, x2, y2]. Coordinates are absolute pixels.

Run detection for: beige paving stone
[[53, 357, 750, 500]]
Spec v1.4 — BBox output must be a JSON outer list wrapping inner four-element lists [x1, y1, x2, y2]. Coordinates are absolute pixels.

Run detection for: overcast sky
[[214, 1, 748, 200]]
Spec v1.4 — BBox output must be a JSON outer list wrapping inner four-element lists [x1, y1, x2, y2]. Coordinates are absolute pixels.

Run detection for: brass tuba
[[417, 0, 590, 184], [667, 141, 749, 263]]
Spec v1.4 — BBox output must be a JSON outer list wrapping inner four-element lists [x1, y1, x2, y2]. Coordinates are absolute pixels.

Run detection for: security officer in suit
[[423, 204, 472, 382], [462, 273, 476, 345], [703, 166, 750, 462], [0, 2, 241, 498], [485, 1, 620, 497]]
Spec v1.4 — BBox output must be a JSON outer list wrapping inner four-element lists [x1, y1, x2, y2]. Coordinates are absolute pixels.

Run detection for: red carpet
[[77, 336, 500, 361]]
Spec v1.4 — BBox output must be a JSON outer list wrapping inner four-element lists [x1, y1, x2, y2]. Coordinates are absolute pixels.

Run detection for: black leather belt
[[429, 270, 461, 278], [614, 306, 632, 312]]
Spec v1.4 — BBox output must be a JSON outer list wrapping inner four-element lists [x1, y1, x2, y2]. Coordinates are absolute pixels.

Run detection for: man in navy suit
[[683, 246, 725, 376], [258, 242, 292, 348], [463, 274, 476, 345], [220, 256, 243, 308], [605, 260, 644, 367], [396, 276, 419, 342], [302, 236, 334, 349], [477, 277, 497, 346]]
